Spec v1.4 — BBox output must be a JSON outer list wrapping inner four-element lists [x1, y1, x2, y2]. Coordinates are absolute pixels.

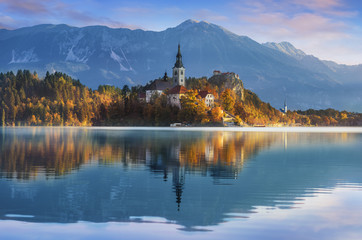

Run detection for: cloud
[[292, 0, 358, 17], [193, 9, 229, 22], [289, 13, 347, 36], [293, 0, 342, 11], [0, 14, 17, 29], [231, 0, 357, 18], [113, 5, 185, 30], [225, 0, 362, 64], [241, 11, 349, 41], [231, 0, 356, 40], [0, 0, 51, 15], [0, 0, 143, 30], [117, 7, 152, 15], [61, 10, 142, 29]]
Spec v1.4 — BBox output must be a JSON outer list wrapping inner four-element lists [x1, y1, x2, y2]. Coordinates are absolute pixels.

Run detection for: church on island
[[167, 44, 188, 108], [143, 44, 214, 109]]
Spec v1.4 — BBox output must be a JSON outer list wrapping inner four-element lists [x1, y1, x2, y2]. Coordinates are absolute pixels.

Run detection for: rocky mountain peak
[[263, 42, 306, 59]]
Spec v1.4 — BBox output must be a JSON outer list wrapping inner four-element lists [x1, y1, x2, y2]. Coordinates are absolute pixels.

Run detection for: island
[[0, 45, 361, 127]]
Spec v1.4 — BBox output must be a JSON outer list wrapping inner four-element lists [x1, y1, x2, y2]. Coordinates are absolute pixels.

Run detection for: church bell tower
[[172, 44, 185, 87]]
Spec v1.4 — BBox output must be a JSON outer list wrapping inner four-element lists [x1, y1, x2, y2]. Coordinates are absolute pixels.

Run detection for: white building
[[167, 85, 188, 108], [198, 90, 215, 108], [167, 44, 188, 108], [145, 72, 173, 103]]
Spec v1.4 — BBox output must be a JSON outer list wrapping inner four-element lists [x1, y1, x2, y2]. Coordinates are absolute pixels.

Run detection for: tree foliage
[[178, 90, 208, 124], [0, 70, 360, 127]]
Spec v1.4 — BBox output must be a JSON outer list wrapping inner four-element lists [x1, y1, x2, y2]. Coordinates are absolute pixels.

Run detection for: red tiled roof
[[167, 85, 188, 95], [198, 90, 210, 98]]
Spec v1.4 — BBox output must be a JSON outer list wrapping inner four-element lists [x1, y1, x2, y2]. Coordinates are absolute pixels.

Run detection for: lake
[[0, 127, 361, 239]]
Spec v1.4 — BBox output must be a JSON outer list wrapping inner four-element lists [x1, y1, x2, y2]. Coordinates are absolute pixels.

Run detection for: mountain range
[[0, 19, 361, 111]]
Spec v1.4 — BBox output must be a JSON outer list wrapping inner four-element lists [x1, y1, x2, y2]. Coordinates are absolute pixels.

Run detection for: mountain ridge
[[0, 19, 361, 111]]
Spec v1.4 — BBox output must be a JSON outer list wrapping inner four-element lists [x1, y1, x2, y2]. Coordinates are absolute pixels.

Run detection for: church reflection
[[0, 128, 356, 180], [0, 128, 281, 181], [172, 167, 184, 211], [0, 128, 281, 211]]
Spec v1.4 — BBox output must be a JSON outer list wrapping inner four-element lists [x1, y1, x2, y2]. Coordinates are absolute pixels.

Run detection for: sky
[[0, 0, 362, 65]]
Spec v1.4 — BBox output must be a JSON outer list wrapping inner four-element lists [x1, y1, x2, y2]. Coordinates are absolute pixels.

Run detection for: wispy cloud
[[193, 9, 229, 22], [242, 11, 349, 40], [293, 0, 342, 11], [0, 14, 17, 29], [291, 0, 358, 17], [0, 0, 51, 15], [225, 0, 362, 64], [113, 5, 185, 30], [0, 0, 143, 29], [230, 0, 355, 40], [117, 7, 152, 15]]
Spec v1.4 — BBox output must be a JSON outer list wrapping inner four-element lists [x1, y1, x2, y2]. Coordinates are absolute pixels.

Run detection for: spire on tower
[[174, 43, 184, 68], [172, 43, 186, 87], [177, 44, 181, 57], [163, 71, 168, 81], [284, 97, 288, 113]]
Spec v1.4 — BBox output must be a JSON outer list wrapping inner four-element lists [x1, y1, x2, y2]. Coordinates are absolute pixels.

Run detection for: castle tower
[[172, 44, 185, 87]]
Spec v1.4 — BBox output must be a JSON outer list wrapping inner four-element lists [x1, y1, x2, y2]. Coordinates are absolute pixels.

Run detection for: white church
[[144, 44, 214, 109], [167, 44, 188, 108], [172, 44, 186, 87]]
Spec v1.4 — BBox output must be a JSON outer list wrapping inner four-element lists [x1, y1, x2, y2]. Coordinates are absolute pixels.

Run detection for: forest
[[0, 70, 361, 127]]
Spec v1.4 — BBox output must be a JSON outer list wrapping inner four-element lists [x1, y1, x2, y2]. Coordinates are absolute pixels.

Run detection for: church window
[[174, 70, 177, 75], [181, 70, 183, 75]]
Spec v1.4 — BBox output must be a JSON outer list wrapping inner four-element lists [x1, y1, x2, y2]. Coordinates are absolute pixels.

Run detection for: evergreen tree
[[1, 109, 5, 126], [0, 69, 359, 127], [122, 85, 130, 97]]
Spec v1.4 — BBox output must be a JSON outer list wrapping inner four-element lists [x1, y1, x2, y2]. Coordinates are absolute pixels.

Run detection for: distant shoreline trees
[[0, 70, 360, 127]]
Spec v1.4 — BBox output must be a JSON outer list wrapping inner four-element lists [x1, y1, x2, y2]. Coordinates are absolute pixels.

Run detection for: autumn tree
[[0, 69, 360, 127], [178, 90, 208, 124], [220, 89, 235, 114], [210, 107, 223, 123]]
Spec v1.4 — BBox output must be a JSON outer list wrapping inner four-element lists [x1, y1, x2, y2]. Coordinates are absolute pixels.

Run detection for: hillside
[[0, 70, 360, 127]]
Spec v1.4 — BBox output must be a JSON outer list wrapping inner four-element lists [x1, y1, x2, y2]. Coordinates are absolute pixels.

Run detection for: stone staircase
[[222, 111, 236, 126]]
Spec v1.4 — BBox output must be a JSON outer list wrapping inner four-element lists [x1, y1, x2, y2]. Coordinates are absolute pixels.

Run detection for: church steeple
[[284, 98, 288, 113], [163, 71, 168, 81], [172, 44, 186, 87], [174, 44, 184, 68], [280, 97, 288, 114]]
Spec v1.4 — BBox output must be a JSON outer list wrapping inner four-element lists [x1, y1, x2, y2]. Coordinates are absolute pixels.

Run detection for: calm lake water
[[0, 127, 362, 240]]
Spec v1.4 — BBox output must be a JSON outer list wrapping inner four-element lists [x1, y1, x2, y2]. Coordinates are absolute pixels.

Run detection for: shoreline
[[87, 126, 362, 133], [2, 126, 362, 133]]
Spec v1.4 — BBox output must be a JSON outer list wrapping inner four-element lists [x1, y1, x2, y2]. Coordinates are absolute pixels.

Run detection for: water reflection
[[0, 127, 361, 231], [0, 128, 281, 179], [0, 128, 355, 180]]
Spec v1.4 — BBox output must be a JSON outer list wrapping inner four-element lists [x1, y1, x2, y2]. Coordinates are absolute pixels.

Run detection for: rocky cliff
[[208, 72, 244, 101]]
